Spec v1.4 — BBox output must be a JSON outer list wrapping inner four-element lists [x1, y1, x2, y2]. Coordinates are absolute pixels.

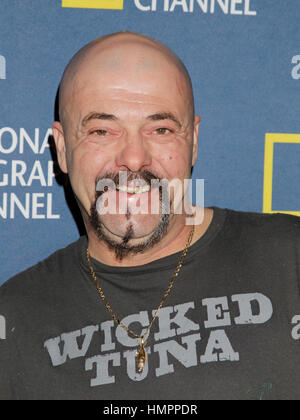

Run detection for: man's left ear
[[192, 115, 201, 166]]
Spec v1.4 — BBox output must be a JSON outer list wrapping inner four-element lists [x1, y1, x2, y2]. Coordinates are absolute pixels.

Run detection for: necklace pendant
[[136, 339, 147, 373]]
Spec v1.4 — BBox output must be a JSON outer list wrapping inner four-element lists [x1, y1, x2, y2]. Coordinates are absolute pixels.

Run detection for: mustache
[[95, 170, 161, 187]]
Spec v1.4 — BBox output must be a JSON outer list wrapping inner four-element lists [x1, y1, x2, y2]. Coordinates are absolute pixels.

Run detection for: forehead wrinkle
[[101, 87, 180, 107]]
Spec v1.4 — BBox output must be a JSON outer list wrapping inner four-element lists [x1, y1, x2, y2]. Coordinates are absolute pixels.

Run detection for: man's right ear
[[52, 122, 68, 174]]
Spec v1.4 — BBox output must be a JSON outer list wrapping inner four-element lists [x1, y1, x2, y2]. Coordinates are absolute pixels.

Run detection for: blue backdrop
[[1, 0, 299, 284]]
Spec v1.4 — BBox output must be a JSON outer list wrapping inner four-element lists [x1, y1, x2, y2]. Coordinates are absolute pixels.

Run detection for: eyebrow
[[146, 112, 182, 128], [81, 111, 182, 128], [81, 112, 118, 127]]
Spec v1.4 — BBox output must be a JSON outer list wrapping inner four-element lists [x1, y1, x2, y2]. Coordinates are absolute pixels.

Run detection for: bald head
[[58, 31, 195, 124]]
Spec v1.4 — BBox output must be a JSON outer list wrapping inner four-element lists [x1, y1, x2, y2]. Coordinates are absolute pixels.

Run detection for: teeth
[[117, 185, 150, 194]]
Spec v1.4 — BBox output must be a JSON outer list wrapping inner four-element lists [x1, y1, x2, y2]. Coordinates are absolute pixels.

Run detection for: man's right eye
[[92, 129, 108, 136]]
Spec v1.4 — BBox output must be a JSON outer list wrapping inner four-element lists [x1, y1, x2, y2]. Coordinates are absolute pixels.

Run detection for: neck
[[86, 207, 213, 267]]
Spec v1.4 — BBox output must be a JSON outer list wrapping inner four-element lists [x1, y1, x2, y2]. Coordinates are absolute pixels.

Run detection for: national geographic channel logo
[[62, 0, 124, 9], [263, 133, 300, 218], [62, 0, 257, 15]]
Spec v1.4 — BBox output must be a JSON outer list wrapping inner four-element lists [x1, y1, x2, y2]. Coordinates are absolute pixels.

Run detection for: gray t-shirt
[[1, 208, 300, 400]]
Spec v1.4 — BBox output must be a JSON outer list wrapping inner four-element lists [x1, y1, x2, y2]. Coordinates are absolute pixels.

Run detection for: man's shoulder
[[0, 236, 86, 302], [226, 207, 300, 226], [224, 208, 300, 242]]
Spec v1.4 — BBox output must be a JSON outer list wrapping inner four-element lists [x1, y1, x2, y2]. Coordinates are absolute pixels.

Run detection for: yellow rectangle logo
[[62, 0, 124, 9], [263, 133, 300, 217]]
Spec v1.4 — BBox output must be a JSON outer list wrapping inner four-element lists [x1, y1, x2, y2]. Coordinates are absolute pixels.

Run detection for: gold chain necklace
[[86, 224, 195, 373]]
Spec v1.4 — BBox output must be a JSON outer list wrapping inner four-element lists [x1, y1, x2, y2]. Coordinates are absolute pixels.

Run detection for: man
[[0, 32, 299, 400]]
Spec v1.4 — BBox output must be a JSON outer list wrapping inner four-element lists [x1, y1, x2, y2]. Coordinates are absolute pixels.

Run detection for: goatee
[[89, 171, 170, 261]]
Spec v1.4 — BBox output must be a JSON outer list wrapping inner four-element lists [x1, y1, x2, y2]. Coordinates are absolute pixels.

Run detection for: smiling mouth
[[116, 184, 151, 194]]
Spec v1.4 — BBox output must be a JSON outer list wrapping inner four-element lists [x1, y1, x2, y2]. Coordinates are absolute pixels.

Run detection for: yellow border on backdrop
[[263, 133, 300, 217], [62, 0, 124, 9]]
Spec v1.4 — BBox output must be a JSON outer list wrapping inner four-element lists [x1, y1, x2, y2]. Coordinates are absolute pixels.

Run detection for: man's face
[[54, 41, 199, 253]]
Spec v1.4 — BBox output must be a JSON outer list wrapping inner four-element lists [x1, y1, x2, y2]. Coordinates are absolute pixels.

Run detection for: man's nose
[[115, 137, 152, 172]]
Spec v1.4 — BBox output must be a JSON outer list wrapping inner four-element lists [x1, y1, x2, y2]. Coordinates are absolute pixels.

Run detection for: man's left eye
[[154, 128, 171, 135], [94, 129, 108, 136]]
